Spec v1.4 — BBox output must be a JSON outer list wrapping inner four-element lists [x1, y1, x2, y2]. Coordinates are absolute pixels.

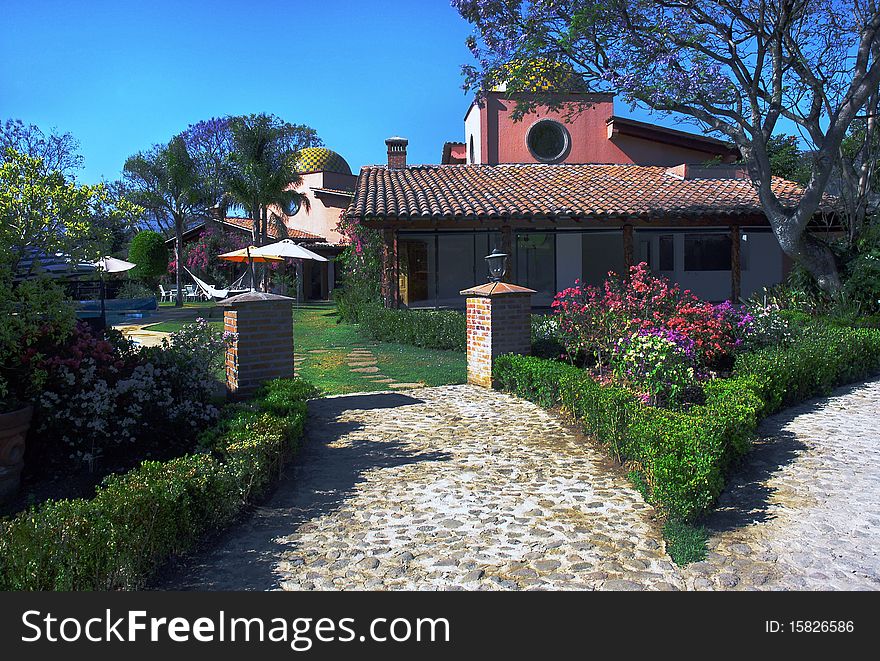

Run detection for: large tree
[[123, 136, 213, 306], [0, 119, 83, 177], [454, 0, 880, 292], [0, 148, 130, 275]]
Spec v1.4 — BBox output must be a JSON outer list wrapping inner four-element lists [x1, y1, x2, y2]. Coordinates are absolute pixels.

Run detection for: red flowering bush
[[552, 263, 748, 371]]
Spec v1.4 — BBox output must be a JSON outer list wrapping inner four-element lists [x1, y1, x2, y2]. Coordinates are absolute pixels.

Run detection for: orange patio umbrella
[[217, 246, 284, 292]]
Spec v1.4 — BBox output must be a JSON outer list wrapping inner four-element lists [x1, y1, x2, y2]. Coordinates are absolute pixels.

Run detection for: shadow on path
[[154, 392, 450, 591], [702, 396, 831, 535]]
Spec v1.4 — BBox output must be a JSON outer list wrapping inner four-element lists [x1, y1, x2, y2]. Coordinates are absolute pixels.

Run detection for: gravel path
[[159, 379, 880, 591]]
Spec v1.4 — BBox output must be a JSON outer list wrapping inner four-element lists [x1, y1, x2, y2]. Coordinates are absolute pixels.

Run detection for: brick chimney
[[386, 137, 408, 169]]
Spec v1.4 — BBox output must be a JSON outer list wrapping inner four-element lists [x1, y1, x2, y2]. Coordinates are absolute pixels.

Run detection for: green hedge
[[733, 324, 880, 415], [494, 325, 880, 522], [0, 378, 319, 591], [357, 305, 466, 351]]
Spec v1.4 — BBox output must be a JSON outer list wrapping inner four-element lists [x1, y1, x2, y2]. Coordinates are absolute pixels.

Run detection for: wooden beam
[[731, 225, 741, 302], [623, 224, 634, 270], [359, 213, 772, 231]]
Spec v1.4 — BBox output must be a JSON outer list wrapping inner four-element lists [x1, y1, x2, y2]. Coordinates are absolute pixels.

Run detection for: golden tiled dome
[[296, 147, 352, 175]]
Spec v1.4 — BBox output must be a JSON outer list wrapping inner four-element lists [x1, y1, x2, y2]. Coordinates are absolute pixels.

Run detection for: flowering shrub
[[552, 263, 748, 370], [738, 301, 797, 351], [33, 318, 228, 470], [611, 329, 696, 404], [0, 276, 77, 411], [334, 210, 382, 323], [169, 228, 248, 284]]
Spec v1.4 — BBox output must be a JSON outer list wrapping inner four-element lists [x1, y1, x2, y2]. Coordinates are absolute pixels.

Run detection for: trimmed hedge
[[494, 325, 880, 522], [357, 305, 466, 351], [0, 378, 319, 591]]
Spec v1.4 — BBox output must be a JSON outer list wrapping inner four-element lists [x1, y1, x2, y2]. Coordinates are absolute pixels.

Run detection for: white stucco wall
[[465, 104, 482, 165]]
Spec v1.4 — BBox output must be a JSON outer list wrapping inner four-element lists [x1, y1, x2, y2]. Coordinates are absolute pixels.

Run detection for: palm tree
[[124, 136, 212, 306], [224, 114, 316, 290]]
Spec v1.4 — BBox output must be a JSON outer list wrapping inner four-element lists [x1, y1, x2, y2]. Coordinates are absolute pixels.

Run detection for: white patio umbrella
[[91, 256, 137, 273], [89, 257, 137, 327], [251, 240, 328, 303], [251, 239, 328, 262]]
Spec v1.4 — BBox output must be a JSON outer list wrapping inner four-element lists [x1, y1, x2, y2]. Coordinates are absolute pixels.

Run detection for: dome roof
[[296, 147, 352, 175]]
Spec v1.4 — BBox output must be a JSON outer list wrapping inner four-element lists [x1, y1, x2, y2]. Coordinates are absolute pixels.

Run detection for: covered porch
[[378, 221, 777, 309]]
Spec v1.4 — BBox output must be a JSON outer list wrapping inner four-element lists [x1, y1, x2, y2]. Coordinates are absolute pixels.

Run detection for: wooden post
[[623, 224, 634, 270], [382, 228, 399, 308], [501, 225, 513, 282], [731, 225, 741, 302]]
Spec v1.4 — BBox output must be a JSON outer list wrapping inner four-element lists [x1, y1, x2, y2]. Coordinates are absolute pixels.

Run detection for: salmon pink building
[[346, 89, 831, 308]]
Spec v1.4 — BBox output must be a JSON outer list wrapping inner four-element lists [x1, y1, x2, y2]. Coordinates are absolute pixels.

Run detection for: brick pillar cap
[[218, 291, 294, 306], [460, 281, 537, 297]]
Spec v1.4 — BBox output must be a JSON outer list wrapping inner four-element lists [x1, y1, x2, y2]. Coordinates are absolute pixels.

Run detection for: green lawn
[[144, 303, 466, 396], [293, 303, 465, 395]]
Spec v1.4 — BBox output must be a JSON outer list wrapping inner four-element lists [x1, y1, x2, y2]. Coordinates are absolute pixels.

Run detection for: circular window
[[526, 119, 570, 162]]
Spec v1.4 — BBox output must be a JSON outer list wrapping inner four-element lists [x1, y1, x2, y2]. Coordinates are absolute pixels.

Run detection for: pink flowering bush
[[168, 228, 248, 284], [334, 210, 383, 322], [553, 263, 749, 371], [32, 319, 228, 471]]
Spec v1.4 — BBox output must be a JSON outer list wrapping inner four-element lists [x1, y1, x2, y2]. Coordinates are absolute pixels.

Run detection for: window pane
[[659, 235, 674, 271], [684, 234, 731, 271], [515, 232, 555, 298]]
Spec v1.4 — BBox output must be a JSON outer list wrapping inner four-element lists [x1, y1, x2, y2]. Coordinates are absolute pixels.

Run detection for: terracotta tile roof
[[346, 164, 820, 223], [221, 216, 324, 241]]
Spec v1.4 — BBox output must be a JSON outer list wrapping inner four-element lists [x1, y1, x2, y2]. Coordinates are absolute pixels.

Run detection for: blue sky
[[2, 0, 702, 185]]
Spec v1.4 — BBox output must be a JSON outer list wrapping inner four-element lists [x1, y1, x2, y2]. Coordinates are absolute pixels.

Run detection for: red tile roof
[[346, 164, 819, 223], [221, 216, 324, 241]]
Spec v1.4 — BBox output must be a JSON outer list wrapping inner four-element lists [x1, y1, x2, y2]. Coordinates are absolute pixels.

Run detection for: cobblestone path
[[683, 379, 880, 591], [165, 385, 681, 590], [161, 379, 880, 591]]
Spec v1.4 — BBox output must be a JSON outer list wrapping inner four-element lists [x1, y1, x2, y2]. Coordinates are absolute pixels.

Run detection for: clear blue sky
[[1, 0, 701, 185]]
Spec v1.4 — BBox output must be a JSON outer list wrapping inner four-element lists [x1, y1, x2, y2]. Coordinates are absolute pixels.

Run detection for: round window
[[526, 119, 570, 162]]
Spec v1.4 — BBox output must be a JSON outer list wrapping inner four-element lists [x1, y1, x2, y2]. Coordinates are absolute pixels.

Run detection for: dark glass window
[[469, 135, 475, 164], [526, 120, 569, 162], [659, 235, 674, 271], [684, 234, 731, 271]]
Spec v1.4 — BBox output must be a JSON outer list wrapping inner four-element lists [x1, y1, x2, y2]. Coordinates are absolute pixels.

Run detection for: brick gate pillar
[[220, 291, 295, 399], [460, 282, 536, 388]]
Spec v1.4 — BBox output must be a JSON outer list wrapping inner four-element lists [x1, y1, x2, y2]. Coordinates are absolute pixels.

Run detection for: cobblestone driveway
[[161, 379, 880, 591]]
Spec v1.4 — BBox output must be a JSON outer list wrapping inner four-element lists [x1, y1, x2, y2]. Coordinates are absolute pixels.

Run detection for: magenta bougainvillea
[[168, 228, 249, 284], [552, 263, 751, 370]]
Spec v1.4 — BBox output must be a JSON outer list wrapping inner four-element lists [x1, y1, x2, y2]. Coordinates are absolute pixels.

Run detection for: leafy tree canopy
[[454, 0, 880, 292], [128, 230, 169, 280], [0, 148, 135, 275], [0, 119, 83, 177]]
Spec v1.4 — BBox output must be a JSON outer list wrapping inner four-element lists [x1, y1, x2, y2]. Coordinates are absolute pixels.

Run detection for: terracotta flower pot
[[0, 405, 32, 503]]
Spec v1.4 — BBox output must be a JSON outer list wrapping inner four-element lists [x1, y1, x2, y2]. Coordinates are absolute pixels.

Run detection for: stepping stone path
[[342, 348, 425, 390], [159, 378, 880, 591]]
